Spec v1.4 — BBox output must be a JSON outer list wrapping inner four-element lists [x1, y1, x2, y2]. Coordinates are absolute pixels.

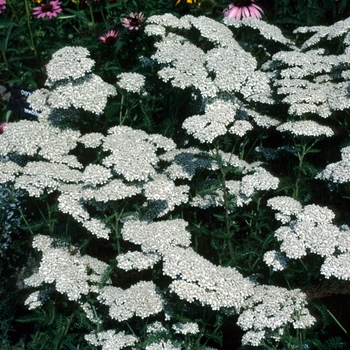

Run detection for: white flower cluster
[[85, 330, 138, 350], [117, 251, 161, 271], [27, 46, 117, 118], [263, 250, 289, 271], [224, 17, 293, 46], [182, 99, 239, 143], [172, 322, 199, 335], [277, 120, 334, 137], [0, 120, 81, 166], [45, 46, 95, 83], [102, 126, 175, 181], [159, 147, 218, 180], [97, 281, 163, 321], [145, 340, 181, 350], [24, 235, 109, 301], [267, 196, 303, 223], [294, 17, 350, 50], [117, 72, 146, 93], [238, 285, 315, 346], [164, 246, 254, 311], [146, 13, 275, 120], [316, 146, 350, 183]]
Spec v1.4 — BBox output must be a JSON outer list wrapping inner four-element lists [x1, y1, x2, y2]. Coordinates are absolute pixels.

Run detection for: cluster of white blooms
[[117, 72, 146, 93], [267, 196, 303, 223], [163, 246, 254, 311], [274, 204, 339, 259], [147, 321, 167, 333], [145, 340, 181, 350], [121, 219, 191, 253], [182, 99, 238, 143], [277, 121, 334, 137], [238, 285, 315, 346], [316, 146, 350, 183], [0, 120, 81, 165], [102, 126, 175, 181], [146, 14, 275, 107], [46, 74, 117, 115], [159, 148, 218, 180], [143, 174, 189, 217], [97, 281, 163, 321], [294, 17, 350, 49], [117, 251, 161, 271], [24, 235, 109, 301], [172, 322, 199, 335], [24, 288, 53, 310], [224, 17, 293, 46], [263, 250, 289, 271], [85, 330, 138, 350], [45, 46, 95, 83], [27, 46, 117, 118]]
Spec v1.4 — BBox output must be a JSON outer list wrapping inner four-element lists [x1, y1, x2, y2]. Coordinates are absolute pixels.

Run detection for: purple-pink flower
[[0, 122, 8, 134], [0, 0, 6, 14], [223, 0, 263, 20], [99, 30, 120, 44], [32, 0, 62, 19], [122, 12, 145, 30]]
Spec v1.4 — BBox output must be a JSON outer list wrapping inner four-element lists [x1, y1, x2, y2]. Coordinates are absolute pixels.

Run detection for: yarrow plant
[[2, 7, 350, 350]]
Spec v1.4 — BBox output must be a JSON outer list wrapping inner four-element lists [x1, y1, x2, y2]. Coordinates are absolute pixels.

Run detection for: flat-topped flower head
[[0, 0, 6, 13], [99, 30, 120, 44], [224, 0, 263, 20], [33, 0, 62, 19], [122, 12, 145, 30]]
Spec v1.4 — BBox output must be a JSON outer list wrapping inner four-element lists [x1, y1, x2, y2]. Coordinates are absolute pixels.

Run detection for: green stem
[[327, 308, 350, 337], [23, 0, 38, 57], [88, 2, 95, 25], [0, 46, 18, 79]]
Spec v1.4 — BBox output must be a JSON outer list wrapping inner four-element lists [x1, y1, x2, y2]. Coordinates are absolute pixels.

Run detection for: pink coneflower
[[122, 12, 145, 30], [0, 122, 8, 134], [0, 0, 6, 13], [32, 0, 62, 19], [223, 0, 263, 20], [99, 30, 120, 44]]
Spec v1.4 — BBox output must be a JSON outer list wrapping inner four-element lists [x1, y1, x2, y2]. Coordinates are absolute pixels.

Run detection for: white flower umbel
[[97, 281, 163, 321], [24, 235, 109, 301], [85, 330, 138, 350], [117, 72, 146, 93], [121, 219, 191, 253], [321, 253, 350, 280], [45, 46, 95, 83], [238, 285, 315, 346], [182, 100, 238, 143], [143, 174, 189, 217], [267, 196, 303, 224], [102, 126, 175, 181], [172, 322, 200, 335], [263, 250, 289, 271], [294, 17, 350, 50], [160, 147, 218, 180], [117, 251, 161, 271], [163, 246, 254, 311], [145, 340, 181, 350], [46, 74, 117, 115], [316, 146, 350, 183], [274, 204, 339, 259], [276, 121, 334, 137], [147, 321, 167, 333], [0, 120, 81, 166], [224, 17, 293, 46]]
